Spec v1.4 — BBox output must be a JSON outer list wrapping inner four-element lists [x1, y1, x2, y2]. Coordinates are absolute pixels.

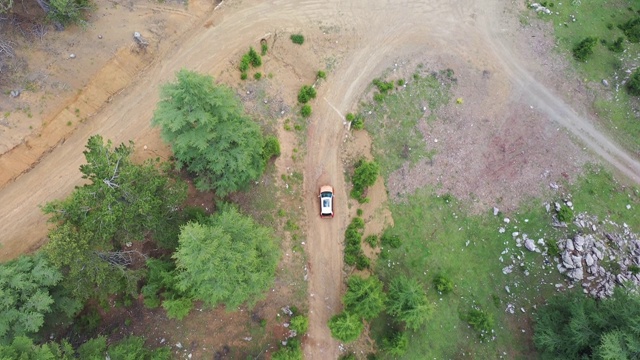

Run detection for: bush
[[261, 42, 268, 56], [372, 78, 394, 93], [373, 92, 385, 102], [463, 307, 494, 338], [627, 69, 640, 96], [382, 330, 409, 356], [364, 235, 378, 248], [328, 312, 363, 343], [254, 72, 262, 80], [301, 105, 312, 118], [380, 231, 401, 249], [387, 276, 432, 330], [316, 70, 326, 80], [48, 0, 91, 25], [290, 34, 305, 45], [271, 339, 303, 360], [289, 315, 309, 334], [572, 37, 598, 62], [607, 37, 625, 52], [248, 47, 262, 67], [433, 274, 454, 294], [239, 54, 251, 72], [618, 17, 640, 43], [350, 160, 379, 200], [355, 254, 370, 270], [557, 204, 574, 223], [262, 135, 281, 162], [350, 114, 365, 130], [343, 276, 386, 320], [297, 85, 317, 104], [356, 208, 363, 216], [397, 79, 405, 86], [240, 72, 248, 80], [162, 298, 193, 320]]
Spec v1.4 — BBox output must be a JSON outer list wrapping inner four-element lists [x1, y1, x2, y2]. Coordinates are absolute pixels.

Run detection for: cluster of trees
[[328, 274, 432, 356], [350, 159, 379, 202], [0, 0, 91, 26], [534, 288, 640, 359], [0, 68, 282, 356]]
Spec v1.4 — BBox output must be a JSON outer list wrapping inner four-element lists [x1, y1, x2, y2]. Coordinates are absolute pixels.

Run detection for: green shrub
[[271, 339, 303, 360], [254, 72, 262, 80], [397, 79, 405, 86], [547, 239, 560, 257], [297, 85, 317, 103], [350, 160, 379, 200], [463, 307, 494, 338], [618, 17, 640, 43], [261, 42, 268, 56], [382, 330, 409, 356], [372, 78, 394, 93], [316, 70, 326, 80], [380, 232, 401, 249], [346, 113, 355, 122], [364, 235, 378, 248], [355, 254, 370, 270], [373, 92, 385, 102], [248, 47, 262, 67], [351, 114, 365, 130], [239, 54, 251, 72], [433, 274, 454, 294], [240, 72, 248, 80], [629, 264, 640, 275], [48, 0, 91, 25], [262, 135, 281, 161], [356, 208, 363, 216], [301, 104, 312, 118], [627, 69, 640, 96], [607, 37, 625, 52], [162, 298, 193, 320], [572, 37, 598, 62], [290, 34, 305, 45], [328, 312, 363, 343], [289, 315, 309, 334], [557, 204, 574, 223]]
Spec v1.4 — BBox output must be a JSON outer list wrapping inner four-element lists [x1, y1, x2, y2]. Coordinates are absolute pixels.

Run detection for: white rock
[[493, 207, 499, 216], [499, 227, 505, 234], [176, 343, 183, 349], [504, 218, 510, 224], [566, 239, 575, 251], [585, 253, 594, 267], [524, 239, 537, 252]]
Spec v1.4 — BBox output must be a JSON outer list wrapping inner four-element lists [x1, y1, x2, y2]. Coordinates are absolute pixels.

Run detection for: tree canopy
[[173, 206, 280, 310], [328, 311, 364, 343], [0, 254, 79, 344], [77, 335, 171, 360], [43, 135, 187, 300], [386, 275, 432, 331], [534, 289, 640, 359], [0, 336, 74, 359], [342, 275, 386, 320], [152, 69, 267, 196]]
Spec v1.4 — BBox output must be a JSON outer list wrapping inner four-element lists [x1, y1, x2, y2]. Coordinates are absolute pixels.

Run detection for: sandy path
[[1, 0, 640, 358]]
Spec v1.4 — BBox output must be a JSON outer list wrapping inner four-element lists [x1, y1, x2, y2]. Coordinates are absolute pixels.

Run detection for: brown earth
[[2, 0, 640, 359]]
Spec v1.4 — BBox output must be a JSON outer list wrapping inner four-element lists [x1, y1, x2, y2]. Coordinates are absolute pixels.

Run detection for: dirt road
[[1, 0, 640, 358]]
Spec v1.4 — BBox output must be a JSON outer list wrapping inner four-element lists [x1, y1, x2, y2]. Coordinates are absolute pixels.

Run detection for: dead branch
[[0, 39, 14, 57]]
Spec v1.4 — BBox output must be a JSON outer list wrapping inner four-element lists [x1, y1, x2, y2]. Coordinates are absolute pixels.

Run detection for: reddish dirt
[[1, 0, 640, 358]]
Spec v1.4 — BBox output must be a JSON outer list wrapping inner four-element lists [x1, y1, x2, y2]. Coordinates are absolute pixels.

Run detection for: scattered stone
[[602, 79, 609, 87], [505, 285, 510, 293], [502, 265, 513, 275], [176, 342, 182, 349], [493, 207, 499, 216], [98, 34, 103, 39], [69, 53, 76, 59], [505, 304, 515, 314], [504, 218, 510, 224], [10, 90, 20, 98], [499, 227, 505, 234]]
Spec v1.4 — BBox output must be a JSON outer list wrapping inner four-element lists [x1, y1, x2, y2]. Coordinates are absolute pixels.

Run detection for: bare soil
[[1, 0, 640, 358]]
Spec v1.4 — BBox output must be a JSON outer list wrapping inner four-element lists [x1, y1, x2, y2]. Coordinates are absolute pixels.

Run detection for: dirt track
[[1, 0, 640, 358]]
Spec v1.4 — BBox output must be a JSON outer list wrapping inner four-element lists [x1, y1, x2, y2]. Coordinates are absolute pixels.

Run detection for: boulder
[[585, 253, 594, 267], [570, 269, 584, 281], [566, 239, 575, 251], [524, 239, 537, 252]]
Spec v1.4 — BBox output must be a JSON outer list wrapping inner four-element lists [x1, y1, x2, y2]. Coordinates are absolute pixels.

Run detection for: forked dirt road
[[1, 0, 640, 358]]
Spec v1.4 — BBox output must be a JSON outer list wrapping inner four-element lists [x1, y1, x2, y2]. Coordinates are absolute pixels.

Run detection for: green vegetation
[[297, 85, 317, 104], [248, 47, 262, 67], [557, 203, 574, 223], [77, 335, 171, 359], [627, 68, 640, 95], [343, 276, 386, 320], [534, 288, 640, 359], [261, 41, 268, 56], [174, 206, 279, 310], [271, 338, 303, 360], [572, 36, 598, 61], [262, 135, 281, 162], [350, 159, 379, 201], [346, 112, 365, 130], [254, 72, 262, 80], [300, 104, 312, 118], [290, 34, 305, 45], [533, 1, 640, 154], [433, 274, 454, 294], [47, 0, 92, 25], [289, 315, 308, 334], [316, 70, 326, 80], [343, 217, 368, 269], [152, 69, 266, 196], [361, 72, 450, 176], [43, 135, 187, 301], [364, 234, 378, 248], [0, 254, 80, 342], [381, 330, 409, 356], [386, 275, 432, 331], [328, 311, 363, 343], [462, 306, 494, 339]]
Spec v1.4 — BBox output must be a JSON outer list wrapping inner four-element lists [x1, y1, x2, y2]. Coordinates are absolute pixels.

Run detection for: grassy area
[[369, 165, 640, 359], [526, 0, 640, 154], [359, 70, 451, 177]]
